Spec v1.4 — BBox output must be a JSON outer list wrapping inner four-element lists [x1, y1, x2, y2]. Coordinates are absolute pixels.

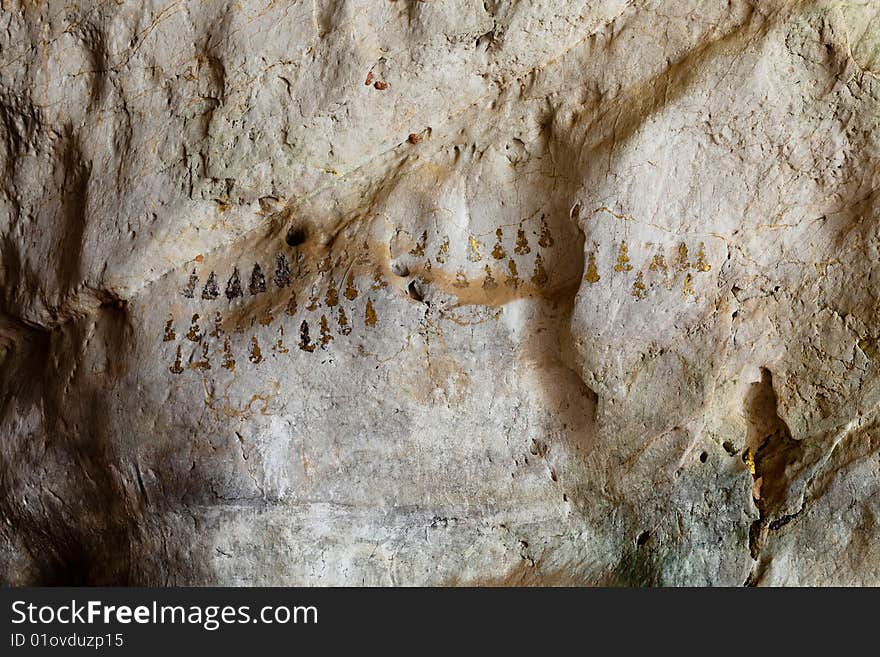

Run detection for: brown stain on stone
[[203, 383, 279, 421], [249, 336, 263, 364], [319, 314, 333, 346], [343, 272, 358, 300], [209, 312, 223, 338], [186, 314, 202, 341], [338, 307, 352, 335], [191, 342, 211, 370], [538, 216, 554, 248], [222, 337, 236, 371], [492, 228, 507, 260], [365, 299, 377, 327], [482, 265, 498, 290], [285, 291, 297, 316], [299, 320, 316, 351], [505, 259, 520, 289], [514, 227, 531, 255], [409, 230, 427, 257], [169, 345, 184, 374], [163, 316, 176, 341], [435, 237, 450, 263], [274, 325, 289, 353], [531, 253, 548, 287]]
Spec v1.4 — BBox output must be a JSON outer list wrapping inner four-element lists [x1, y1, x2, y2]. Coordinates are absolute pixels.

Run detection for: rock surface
[[1, 0, 879, 585]]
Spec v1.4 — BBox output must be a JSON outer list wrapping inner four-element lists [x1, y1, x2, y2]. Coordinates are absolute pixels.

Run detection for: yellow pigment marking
[[631, 271, 647, 299], [613, 242, 632, 273], [682, 272, 695, 297], [676, 243, 690, 271], [585, 253, 600, 284], [745, 449, 756, 476], [468, 235, 483, 262], [435, 237, 450, 263], [649, 253, 667, 272], [695, 242, 711, 272]]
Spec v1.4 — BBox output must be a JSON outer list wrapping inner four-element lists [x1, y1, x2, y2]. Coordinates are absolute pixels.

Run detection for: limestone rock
[[1, 0, 879, 585]]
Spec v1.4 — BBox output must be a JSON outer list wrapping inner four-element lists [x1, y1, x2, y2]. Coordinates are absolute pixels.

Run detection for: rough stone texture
[[1, 0, 879, 586]]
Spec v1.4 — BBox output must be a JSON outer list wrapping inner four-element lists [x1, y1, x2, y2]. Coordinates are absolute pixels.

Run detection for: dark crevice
[[743, 368, 805, 565]]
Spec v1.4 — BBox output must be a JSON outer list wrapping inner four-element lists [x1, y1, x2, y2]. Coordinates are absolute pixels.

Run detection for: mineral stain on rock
[[249, 336, 263, 364]]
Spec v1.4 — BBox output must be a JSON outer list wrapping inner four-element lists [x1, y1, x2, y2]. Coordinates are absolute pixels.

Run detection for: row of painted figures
[[181, 253, 292, 300]]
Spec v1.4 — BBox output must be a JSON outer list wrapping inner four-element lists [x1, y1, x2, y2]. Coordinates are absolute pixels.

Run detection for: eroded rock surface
[[1, 0, 879, 585]]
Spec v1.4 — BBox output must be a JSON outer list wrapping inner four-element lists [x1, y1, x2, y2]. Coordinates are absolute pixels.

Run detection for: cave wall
[[1, 0, 879, 585]]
